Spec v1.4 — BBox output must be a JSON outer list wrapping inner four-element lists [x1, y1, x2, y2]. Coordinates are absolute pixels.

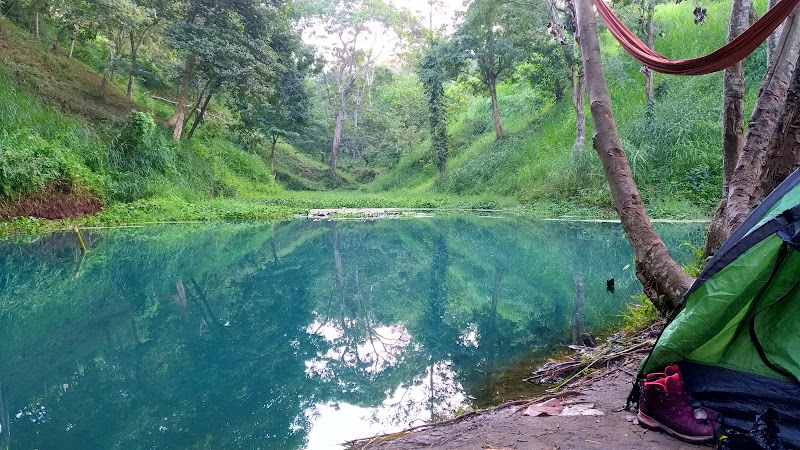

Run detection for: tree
[[237, 67, 312, 178], [124, 0, 168, 99], [311, 0, 397, 176], [444, 0, 525, 141], [706, 8, 800, 254], [576, 0, 800, 309], [704, 0, 752, 256], [165, 0, 302, 140], [94, 0, 138, 98], [574, 0, 692, 309], [419, 43, 448, 172], [544, 0, 585, 152], [50, 0, 96, 58]]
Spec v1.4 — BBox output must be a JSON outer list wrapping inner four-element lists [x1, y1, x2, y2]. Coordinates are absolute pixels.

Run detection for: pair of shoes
[[637, 364, 719, 443]]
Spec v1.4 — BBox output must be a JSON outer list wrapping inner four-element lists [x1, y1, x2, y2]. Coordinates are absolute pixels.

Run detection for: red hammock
[[593, 0, 800, 75]]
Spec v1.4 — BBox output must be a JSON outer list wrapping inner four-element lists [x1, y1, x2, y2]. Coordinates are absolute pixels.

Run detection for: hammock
[[593, 0, 800, 75]]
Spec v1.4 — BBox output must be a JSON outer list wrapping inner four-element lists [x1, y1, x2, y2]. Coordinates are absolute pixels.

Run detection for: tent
[[637, 168, 800, 447]]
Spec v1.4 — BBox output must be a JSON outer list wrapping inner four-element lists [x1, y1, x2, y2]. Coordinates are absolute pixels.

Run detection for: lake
[[0, 216, 705, 449]]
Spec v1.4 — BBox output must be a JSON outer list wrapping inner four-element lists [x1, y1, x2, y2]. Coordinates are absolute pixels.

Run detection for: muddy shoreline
[[345, 323, 708, 450]]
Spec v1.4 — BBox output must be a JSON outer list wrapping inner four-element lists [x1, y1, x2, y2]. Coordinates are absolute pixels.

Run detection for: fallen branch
[[525, 320, 664, 389]]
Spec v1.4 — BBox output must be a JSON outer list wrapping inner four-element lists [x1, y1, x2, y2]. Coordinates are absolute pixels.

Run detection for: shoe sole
[[637, 411, 714, 443]]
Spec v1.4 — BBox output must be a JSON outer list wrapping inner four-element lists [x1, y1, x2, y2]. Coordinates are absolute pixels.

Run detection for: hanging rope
[[593, 0, 800, 75]]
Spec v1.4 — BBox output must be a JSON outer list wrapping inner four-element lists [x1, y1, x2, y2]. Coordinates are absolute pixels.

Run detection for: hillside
[[0, 16, 359, 223], [368, 0, 768, 219]]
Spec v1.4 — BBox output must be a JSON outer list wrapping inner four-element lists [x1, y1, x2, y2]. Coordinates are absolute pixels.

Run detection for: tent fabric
[[687, 168, 800, 298], [638, 168, 800, 443], [593, 0, 800, 75], [680, 362, 800, 448]]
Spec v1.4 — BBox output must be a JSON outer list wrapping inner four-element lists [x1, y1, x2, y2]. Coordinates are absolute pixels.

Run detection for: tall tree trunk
[[705, 0, 752, 257], [571, 59, 586, 152], [100, 39, 114, 98], [571, 271, 584, 344], [719, 11, 800, 240], [644, 0, 655, 108], [768, 0, 783, 66], [330, 105, 345, 176], [34, 10, 39, 39], [186, 86, 215, 140], [488, 74, 503, 140], [270, 136, 278, 180], [576, 0, 693, 310], [757, 62, 800, 198], [487, 24, 503, 140], [491, 268, 503, 314], [68, 29, 75, 58], [184, 80, 211, 128], [168, 53, 197, 140], [126, 31, 137, 99]]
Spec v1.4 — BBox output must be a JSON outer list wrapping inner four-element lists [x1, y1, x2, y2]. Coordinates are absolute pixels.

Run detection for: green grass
[[0, 16, 376, 226], [0, 192, 519, 235]]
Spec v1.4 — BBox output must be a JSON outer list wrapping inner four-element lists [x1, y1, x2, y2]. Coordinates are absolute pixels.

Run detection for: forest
[[0, 0, 770, 221]]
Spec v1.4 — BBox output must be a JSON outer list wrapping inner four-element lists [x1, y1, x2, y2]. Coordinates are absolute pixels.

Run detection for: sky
[[302, 0, 470, 66]]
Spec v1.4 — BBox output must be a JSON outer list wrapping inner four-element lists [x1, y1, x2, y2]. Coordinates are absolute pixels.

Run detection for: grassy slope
[[0, 16, 408, 232], [370, 0, 768, 219]]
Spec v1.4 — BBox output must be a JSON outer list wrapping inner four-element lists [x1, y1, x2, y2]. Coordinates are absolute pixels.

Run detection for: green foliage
[[680, 242, 706, 278], [622, 293, 660, 333], [419, 45, 449, 172], [0, 70, 105, 199]]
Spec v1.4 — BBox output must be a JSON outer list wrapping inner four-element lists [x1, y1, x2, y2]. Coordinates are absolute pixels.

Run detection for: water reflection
[[0, 217, 704, 448]]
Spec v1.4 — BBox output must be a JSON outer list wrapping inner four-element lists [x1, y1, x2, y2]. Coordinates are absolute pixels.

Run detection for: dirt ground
[[352, 361, 710, 450]]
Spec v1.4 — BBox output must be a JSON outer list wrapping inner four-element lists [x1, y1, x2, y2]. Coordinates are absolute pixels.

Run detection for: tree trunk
[[100, 39, 114, 98], [487, 24, 503, 141], [720, 11, 800, 239], [488, 74, 503, 140], [35, 10, 39, 39], [184, 79, 210, 127], [644, 0, 655, 108], [330, 105, 345, 176], [571, 59, 586, 152], [757, 62, 800, 198], [68, 29, 75, 58], [2, 0, 18, 15], [768, 0, 783, 66], [705, 0, 752, 257], [576, 0, 693, 310], [168, 53, 197, 140], [571, 271, 584, 344], [186, 87, 215, 140], [492, 269, 503, 311], [270, 136, 278, 180], [127, 32, 137, 99]]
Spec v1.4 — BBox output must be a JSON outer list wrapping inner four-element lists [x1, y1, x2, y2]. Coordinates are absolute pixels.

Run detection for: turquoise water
[[0, 216, 704, 449]]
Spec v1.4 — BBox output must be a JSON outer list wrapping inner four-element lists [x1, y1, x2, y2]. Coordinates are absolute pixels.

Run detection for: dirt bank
[[0, 180, 103, 220]]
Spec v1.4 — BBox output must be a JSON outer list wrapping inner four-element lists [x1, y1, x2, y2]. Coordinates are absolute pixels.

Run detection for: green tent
[[637, 168, 800, 446]]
